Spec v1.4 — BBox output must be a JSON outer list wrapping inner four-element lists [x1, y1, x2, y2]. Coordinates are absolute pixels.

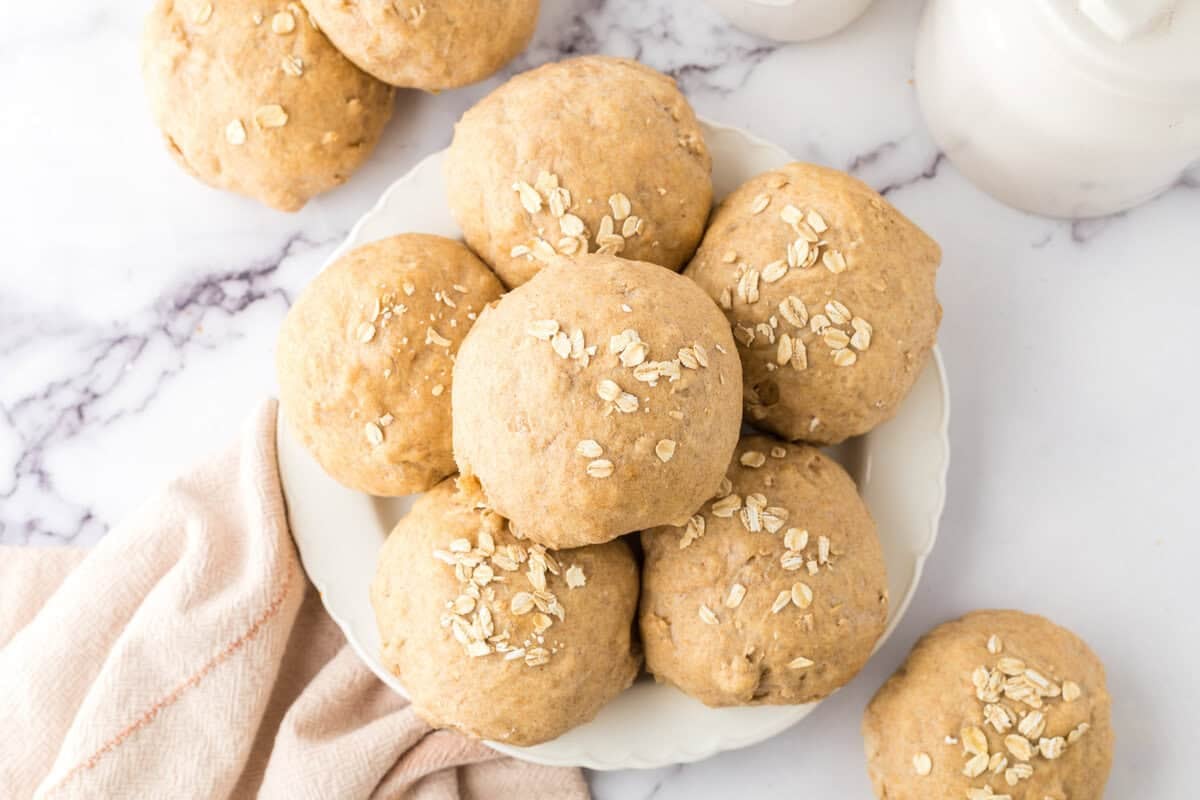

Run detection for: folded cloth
[[0, 400, 589, 800]]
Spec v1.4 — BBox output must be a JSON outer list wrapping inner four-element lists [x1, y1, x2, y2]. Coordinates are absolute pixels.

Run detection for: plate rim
[[279, 117, 951, 770]]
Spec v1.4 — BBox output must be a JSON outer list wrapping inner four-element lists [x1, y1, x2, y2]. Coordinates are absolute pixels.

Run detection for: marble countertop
[[3, 0, 1197, 796]]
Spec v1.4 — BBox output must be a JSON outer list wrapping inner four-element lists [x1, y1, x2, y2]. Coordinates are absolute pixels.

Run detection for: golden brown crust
[[640, 435, 888, 706], [142, 0, 394, 211], [302, 0, 539, 90], [445, 55, 713, 288], [277, 234, 503, 495], [451, 254, 742, 548], [863, 610, 1114, 800], [370, 478, 640, 745], [684, 162, 941, 445]]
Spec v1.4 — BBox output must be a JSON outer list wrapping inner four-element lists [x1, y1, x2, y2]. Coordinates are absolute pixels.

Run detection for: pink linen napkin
[[0, 400, 589, 800]]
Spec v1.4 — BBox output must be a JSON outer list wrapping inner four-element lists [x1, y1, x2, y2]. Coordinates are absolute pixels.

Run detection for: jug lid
[[1046, 0, 1200, 98]]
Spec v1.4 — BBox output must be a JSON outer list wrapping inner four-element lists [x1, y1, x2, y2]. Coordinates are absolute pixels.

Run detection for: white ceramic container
[[277, 119, 951, 770], [915, 0, 1200, 218], [705, 0, 875, 42]]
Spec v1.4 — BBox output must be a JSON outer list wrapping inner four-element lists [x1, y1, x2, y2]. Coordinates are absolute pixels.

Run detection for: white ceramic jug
[[914, 0, 1200, 218], [706, 0, 875, 42]]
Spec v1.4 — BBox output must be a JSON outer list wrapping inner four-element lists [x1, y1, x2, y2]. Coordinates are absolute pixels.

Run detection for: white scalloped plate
[[277, 120, 950, 770]]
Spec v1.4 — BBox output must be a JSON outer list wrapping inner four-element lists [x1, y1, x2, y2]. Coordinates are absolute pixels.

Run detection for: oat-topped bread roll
[[640, 435, 888, 706], [302, 0, 540, 90], [685, 162, 942, 445], [863, 610, 1113, 800], [142, 0, 393, 211], [452, 254, 742, 548], [444, 55, 713, 288], [371, 478, 640, 745], [277, 234, 503, 496]]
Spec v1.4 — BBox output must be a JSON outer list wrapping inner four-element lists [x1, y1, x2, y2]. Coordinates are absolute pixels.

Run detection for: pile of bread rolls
[[264, 42, 1112, 800]]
